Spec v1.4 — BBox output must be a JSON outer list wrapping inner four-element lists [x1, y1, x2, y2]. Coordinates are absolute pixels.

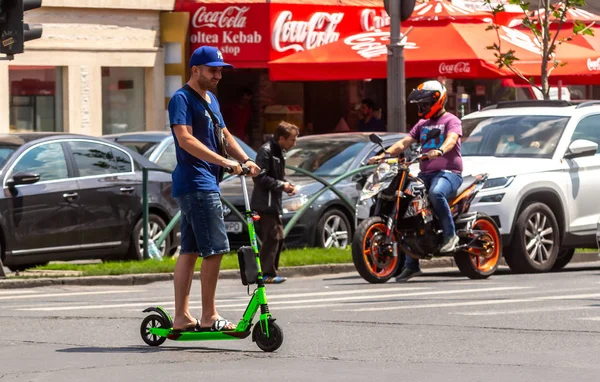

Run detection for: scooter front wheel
[[253, 320, 284, 352], [141, 314, 168, 346]]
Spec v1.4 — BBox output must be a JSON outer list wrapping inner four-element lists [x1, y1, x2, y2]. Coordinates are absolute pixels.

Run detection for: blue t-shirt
[[168, 87, 226, 197]]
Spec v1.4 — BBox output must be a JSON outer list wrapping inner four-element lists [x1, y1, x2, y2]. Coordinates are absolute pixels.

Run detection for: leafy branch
[[483, 0, 595, 100]]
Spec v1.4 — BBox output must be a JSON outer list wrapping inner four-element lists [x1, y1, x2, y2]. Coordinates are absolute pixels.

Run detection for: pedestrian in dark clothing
[[358, 98, 386, 132], [251, 121, 299, 284]]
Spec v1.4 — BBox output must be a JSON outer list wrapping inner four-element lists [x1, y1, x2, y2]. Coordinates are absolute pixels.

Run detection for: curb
[[1, 252, 598, 289]]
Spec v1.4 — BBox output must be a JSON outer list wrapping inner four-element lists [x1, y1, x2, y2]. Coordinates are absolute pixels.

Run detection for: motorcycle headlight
[[360, 162, 398, 201], [483, 176, 515, 189], [282, 195, 308, 213]]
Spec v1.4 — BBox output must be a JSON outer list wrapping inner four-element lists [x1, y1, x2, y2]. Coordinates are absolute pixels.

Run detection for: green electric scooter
[[140, 165, 284, 352]]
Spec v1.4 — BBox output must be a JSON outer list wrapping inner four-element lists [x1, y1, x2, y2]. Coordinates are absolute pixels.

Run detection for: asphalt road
[[1, 263, 600, 381]]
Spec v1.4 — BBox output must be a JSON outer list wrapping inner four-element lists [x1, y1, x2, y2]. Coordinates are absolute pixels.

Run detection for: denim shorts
[[175, 191, 230, 258]]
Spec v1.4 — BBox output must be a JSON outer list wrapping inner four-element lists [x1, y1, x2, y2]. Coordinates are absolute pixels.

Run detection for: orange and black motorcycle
[[352, 134, 502, 283]]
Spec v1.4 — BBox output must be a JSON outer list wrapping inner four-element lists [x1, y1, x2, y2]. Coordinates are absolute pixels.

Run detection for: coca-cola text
[[192, 6, 249, 29], [271, 11, 344, 53], [360, 9, 390, 32], [587, 57, 600, 71], [438, 62, 472, 74]]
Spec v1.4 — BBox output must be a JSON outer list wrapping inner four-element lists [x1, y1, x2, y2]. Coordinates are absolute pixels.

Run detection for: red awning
[[406, 0, 493, 23], [269, 23, 515, 81], [504, 2, 600, 28], [269, 23, 600, 83]]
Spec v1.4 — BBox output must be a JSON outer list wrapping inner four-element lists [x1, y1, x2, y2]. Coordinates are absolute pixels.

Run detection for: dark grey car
[[220, 132, 411, 250], [0, 133, 180, 271]]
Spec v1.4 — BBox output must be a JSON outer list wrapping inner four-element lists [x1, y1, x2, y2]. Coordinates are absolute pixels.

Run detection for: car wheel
[[505, 202, 560, 273], [316, 208, 351, 249], [551, 248, 575, 271], [127, 214, 171, 261]]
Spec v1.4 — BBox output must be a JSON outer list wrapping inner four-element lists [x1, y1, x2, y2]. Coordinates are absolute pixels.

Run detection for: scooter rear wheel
[[141, 314, 168, 346], [253, 321, 284, 352]]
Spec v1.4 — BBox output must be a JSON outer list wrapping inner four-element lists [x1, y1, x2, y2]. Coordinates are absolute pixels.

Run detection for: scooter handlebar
[[224, 164, 250, 175]]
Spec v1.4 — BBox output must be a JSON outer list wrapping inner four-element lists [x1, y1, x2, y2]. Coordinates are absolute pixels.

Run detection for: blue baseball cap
[[190, 46, 233, 68]]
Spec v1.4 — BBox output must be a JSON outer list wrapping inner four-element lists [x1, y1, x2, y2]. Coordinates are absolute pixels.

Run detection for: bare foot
[[173, 315, 197, 331]]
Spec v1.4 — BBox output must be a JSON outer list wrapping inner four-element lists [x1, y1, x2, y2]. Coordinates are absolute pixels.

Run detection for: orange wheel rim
[[362, 223, 398, 277], [469, 219, 500, 272]]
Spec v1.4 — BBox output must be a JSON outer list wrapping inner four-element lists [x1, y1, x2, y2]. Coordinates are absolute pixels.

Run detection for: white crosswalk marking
[[0, 290, 38, 296], [15, 286, 527, 312], [451, 306, 595, 316], [338, 292, 600, 312], [0, 290, 137, 301]]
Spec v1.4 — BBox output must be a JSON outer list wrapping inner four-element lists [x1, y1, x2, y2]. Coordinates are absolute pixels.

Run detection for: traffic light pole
[[386, 0, 406, 133]]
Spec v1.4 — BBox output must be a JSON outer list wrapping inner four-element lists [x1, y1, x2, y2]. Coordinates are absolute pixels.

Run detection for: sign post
[[384, 0, 415, 132]]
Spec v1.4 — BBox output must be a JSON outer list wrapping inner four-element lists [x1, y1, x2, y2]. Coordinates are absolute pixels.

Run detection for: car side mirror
[[6, 172, 41, 189], [564, 139, 598, 159]]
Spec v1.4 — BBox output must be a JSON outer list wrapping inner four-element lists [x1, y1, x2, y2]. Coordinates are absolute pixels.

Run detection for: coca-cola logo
[[192, 6, 249, 29], [271, 11, 344, 53], [439, 62, 471, 74], [588, 58, 600, 71], [344, 31, 418, 59], [360, 9, 390, 32]]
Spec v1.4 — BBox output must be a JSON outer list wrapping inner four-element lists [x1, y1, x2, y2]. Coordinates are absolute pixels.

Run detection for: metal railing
[[141, 164, 377, 259]]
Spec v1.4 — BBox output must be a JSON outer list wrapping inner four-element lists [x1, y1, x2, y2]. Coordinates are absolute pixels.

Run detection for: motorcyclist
[[368, 80, 463, 282]]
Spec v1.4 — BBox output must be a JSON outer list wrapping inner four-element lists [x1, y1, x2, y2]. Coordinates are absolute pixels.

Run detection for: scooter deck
[[149, 327, 252, 341]]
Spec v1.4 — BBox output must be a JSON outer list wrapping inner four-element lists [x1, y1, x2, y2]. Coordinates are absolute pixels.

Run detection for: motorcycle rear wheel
[[454, 213, 502, 279], [352, 216, 402, 283]]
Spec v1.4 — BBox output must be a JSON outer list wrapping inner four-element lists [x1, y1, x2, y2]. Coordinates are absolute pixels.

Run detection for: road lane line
[[0, 290, 139, 301], [337, 292, 600, 312], [17, 286, 528, 312], [451, 306, 595, 316]]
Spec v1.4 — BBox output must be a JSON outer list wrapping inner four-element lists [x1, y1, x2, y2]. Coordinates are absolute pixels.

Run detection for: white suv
[[461, 100, 600, 273]]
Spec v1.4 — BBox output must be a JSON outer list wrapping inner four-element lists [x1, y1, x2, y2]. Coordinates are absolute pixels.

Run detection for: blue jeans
[[404, 171, 463, 271], [175, 191, 230, 257]]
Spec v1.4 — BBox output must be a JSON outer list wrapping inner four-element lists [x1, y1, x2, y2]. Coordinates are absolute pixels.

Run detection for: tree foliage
[[484, 0, 595, 99]]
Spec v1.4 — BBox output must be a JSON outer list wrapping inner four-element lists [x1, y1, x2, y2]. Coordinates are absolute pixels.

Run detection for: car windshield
[[0, 147, 17, 168], [461, 115, 570, 158], [286, 139, 367, 177]]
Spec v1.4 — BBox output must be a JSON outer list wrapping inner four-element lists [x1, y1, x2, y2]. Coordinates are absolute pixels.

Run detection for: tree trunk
[[540, 0, 551, 100]]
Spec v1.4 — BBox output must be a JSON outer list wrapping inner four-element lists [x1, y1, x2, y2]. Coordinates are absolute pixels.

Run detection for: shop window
[[9, 66, 64, 132], [102, 67, 146, 135]]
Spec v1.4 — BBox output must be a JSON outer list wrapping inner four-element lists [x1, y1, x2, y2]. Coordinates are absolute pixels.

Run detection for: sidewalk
[[1, 252, 599, 289]]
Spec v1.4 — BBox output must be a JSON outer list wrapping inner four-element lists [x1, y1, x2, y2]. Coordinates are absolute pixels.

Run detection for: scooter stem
[[240, 174, 251, 212]]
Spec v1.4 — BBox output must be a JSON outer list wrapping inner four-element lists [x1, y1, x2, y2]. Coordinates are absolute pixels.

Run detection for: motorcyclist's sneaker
[[440, 235, 460, 253], [395, 268, 423, 283]]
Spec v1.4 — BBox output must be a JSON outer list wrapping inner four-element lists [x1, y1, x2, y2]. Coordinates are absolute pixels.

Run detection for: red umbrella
[[469, 24, 600, 84], [269, 23, 600, 84], [269, 23, 512, 81], [405, 0, 493, 23], [505, 2, 600, 28]]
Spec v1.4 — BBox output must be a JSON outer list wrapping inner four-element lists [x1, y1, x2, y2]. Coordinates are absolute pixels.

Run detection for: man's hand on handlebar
[[367, 153, 388, 165], [224, 159, 243, 175], [425, 149, 442, 160], [247, 161, 261, 177]]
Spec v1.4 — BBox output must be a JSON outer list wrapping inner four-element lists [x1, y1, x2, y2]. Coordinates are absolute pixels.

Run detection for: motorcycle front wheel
[[352, 216, 402, 283], [454, 213, 502, 279]]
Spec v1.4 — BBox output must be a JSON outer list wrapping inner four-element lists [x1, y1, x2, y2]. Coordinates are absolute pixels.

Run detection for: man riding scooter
[[368, 80, 464, 282]]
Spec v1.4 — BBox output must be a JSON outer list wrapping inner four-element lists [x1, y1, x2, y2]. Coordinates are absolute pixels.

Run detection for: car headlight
[[282, 195, 308, 213], [483, 176, 515, 189]]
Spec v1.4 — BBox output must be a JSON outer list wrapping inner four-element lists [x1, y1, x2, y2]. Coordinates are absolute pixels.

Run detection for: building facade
[[0, 0, 174, 136]]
